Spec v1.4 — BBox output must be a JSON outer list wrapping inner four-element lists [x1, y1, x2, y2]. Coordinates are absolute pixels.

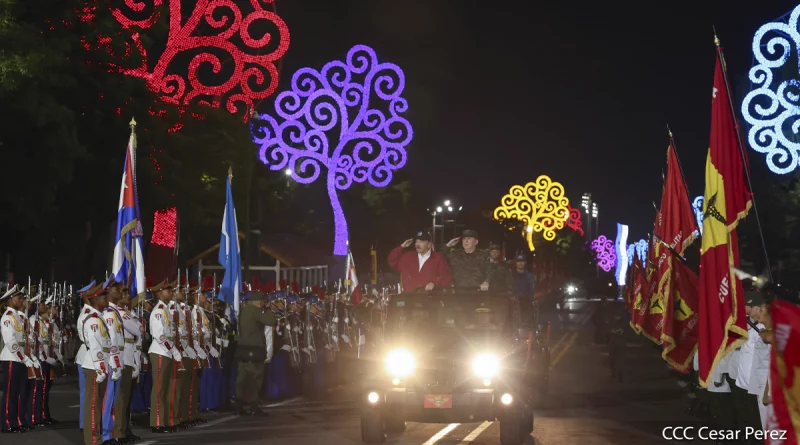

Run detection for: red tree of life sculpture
[[77, 0, 290, 121]]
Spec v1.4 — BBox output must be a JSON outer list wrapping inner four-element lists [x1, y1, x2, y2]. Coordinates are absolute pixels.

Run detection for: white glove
[[96, 371, 107, 383], [132, 367, 140, 379], [56, 352, 65, 363], [172, 350, 183, 362], [142, 354, 149, 365], [196, 347, 208, 360], [46, 357, 58, 366], [185, 346, 197, 360], [480, 281, 489, 292], [208, 346, 220, 358], [111, 367, 122, 381], [222, 339, 230, 347], [32, 357, 41, 369], [23, 356, 34, 368]]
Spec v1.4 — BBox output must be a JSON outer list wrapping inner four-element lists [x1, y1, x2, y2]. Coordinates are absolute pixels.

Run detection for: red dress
[[387, 246, 453, 292]]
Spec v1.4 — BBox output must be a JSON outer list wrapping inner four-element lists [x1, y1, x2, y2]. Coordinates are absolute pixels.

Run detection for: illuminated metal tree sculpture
[[627, 244, 636, 266], [590, 235, 616, 273], [635, 239, 648, 264], [742, 4, 800, 174], [77, 0, 290, 121], [565, 205, 584, 236], [252, 45, 413, 255], [493, 175, 570, 251]]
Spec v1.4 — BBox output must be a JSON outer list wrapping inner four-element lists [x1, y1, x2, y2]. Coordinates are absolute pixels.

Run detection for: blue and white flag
[[111, 128, 146, 297], [218, 172, 242, 317]]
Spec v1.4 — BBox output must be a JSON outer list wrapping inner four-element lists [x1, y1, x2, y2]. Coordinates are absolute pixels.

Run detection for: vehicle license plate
[[423, 394, 452, 409]]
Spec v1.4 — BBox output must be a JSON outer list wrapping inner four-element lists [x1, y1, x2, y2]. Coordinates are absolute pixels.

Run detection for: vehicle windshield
[[386, 292, 514, 348]]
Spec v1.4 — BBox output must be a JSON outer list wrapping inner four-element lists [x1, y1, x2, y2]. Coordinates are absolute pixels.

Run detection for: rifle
[[24, 277, 42, 380], [211, 273, 222, 369]]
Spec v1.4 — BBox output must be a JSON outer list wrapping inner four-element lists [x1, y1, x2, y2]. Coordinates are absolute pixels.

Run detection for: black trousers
[[730, 379, 763, 435], [29, 362, 53, 424], [2, 361, 28, 429]]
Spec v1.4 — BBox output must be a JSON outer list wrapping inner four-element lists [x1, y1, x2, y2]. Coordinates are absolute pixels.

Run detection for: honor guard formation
[[0, 228, 547, 445]]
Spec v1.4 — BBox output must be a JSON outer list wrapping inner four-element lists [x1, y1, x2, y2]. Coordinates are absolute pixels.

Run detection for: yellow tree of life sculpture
[[493, 175, 570, 251]]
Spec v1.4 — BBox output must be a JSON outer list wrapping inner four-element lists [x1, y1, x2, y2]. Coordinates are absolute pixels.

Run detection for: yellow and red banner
[[697, 53, 753, 387], [767, 300, 800, 445], [629, 255, 650, 334], [656, 140, 700, 370]]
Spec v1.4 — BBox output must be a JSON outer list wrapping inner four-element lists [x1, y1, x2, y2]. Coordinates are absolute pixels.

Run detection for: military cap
[[515, 253, 527, 262], [105, 275, 126, 290], [0, 284, 23, 301], [148, 279, 167, 292], [488, 242, 501, 250], [267, 291, 285, 302], [414, 230, 432, 242], [744, 291, 764, 306], [462, 229, 479, 239], [81, 281, 109, 300]]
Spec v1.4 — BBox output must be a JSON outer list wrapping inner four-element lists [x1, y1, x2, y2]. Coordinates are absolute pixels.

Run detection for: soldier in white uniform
[[79, 280, 112, 445], [732, 291, 766, 436], [746, 294, 771, 430], [105, 280, 142, 443], [75, 281, 96, 432], [43, 295, 65, 425], [19, 287, 41, 431], [171, 282, 195, 428], [148, 280, 183, 433], [1, 285, 35, 434]]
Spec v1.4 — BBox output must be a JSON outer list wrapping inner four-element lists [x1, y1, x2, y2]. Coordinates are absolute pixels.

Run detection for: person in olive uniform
[[445, 229, 490, 290], [235, 291, 277, 416], [486, 242, 514, 295]]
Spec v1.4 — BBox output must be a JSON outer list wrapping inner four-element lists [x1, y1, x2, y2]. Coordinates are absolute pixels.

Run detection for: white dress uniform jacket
[[174, 302, 196, 360], [735, 320, 760, 391], [1, 308, 30, 364], [114, 303, 142, 368], [104, 303, 125, 379], [75, 304, 93, 365], [149, 301, 181, 361], [190, 305, 208, 361], [707, 352, 732, 393], [81, 307, 111, 383]]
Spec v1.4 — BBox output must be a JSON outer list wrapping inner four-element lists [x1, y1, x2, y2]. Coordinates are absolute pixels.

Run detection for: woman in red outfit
[[387, 231, 453, 292]]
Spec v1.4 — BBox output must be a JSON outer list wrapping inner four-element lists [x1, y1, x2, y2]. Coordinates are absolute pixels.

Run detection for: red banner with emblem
[[767, 300, 800, 445], [629, 255, 650, 334], [662, 260, 699, 372], [697, 51, 752, 388]]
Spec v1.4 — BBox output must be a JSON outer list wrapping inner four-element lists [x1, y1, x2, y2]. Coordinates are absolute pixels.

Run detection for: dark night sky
[[268, 0, 798, 241]]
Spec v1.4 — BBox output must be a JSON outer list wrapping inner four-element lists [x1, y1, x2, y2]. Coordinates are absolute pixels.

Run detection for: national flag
[[657, 140, 700, 364], [218, 171, 242, 317], [111, 123, 146, 298], [345, 249, 363, 306], [662, 259, 699, 372], [641, 215, 665, 345], [767, 300, 800, 445], [697, 52, 753, 388]]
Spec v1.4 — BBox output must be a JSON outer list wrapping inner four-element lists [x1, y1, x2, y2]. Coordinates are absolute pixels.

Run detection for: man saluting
[[388, 231, 453, 292]]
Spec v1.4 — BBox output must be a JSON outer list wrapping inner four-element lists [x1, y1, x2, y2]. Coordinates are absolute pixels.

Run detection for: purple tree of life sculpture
[[252, 45, 413, 255], [590, 235, 616, 273]]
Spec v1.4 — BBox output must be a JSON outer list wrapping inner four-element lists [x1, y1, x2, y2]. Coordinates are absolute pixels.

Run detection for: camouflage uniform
[[446, 249, 490, 289], [486, 261, 514, 294]]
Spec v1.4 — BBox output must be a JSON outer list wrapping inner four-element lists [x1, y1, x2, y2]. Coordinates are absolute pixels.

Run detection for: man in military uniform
[[445, 229, 490, 291], [148, 280, 183, 433], [80, 280, 112, 445], [486, 242, 513, 295], [1, 285, 35, 434], [235, 291, 277, 416]]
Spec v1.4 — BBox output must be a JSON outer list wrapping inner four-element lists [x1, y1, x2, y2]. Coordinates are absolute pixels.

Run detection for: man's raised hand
[[401, 239, 413, 248], [446, 237, 461, 248], [425, 282, 435, 291]]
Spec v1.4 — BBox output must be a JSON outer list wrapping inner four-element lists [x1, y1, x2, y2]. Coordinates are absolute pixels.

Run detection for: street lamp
[[431, 199, 461, 246]]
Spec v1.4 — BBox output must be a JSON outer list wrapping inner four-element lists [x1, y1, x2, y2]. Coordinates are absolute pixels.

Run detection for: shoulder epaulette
[[4, 310, 13, 316], [84, 309, 91, 314]]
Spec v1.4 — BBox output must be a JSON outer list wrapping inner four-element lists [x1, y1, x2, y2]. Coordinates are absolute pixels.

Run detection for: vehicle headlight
[[471, 353, 500, 379], [385, 348, 416, 378], [566, 285, 576, 295]]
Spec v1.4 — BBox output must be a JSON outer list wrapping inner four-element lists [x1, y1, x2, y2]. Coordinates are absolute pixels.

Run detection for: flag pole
[[714, 31, 773, 282]]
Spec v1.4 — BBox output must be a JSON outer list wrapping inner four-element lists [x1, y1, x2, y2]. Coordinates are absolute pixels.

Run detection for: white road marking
[[69, 404, 81, 408], [422, 423, 460, 445], [195, 414, 238, 429], [461, 421, 492, 442]]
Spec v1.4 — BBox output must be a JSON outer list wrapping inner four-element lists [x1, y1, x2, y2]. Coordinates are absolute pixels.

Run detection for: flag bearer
[[109, 281, 142, 443], [100, 277, 125, 444]]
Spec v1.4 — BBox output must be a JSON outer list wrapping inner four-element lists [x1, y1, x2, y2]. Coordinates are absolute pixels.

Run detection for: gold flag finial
[[129, 117, 137, 128], [228, 166, 233, 178], [713, 25, 720, 47], [666, 124, 673, 139]]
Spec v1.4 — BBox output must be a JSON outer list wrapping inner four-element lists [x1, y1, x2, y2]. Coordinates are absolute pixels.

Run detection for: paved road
[[6, 299, 701, 445]]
